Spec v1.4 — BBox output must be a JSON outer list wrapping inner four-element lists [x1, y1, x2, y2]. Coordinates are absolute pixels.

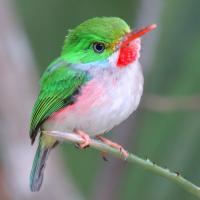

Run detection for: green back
[[30, 59, 88, 144]]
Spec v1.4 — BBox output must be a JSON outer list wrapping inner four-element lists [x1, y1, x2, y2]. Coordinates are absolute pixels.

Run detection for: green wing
[[30, 59, 88, 144]]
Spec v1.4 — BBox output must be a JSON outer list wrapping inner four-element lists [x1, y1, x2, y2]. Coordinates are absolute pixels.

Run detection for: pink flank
[[48, 80, 106, 121]]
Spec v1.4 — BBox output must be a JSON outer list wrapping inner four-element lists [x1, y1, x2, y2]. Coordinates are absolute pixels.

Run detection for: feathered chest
[[44, 60, 143, 136], [83, 60, 144, 112]]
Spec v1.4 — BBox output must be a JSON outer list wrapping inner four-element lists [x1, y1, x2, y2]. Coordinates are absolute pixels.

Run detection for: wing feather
[[30, 59, 88, 144]]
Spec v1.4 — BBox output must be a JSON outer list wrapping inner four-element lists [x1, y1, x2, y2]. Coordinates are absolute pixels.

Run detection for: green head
[[61, 17, 156, 67]]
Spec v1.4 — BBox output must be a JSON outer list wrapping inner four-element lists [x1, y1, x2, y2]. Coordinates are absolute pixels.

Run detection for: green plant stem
[[44, 130, 200, 198]]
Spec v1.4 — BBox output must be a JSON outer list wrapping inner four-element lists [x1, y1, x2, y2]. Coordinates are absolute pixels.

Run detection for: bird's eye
[[92, 42, 105, 53]]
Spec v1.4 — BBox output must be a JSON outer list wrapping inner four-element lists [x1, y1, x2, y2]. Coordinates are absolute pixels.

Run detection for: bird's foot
[[96, 135, 129, 160], [75, 130, 91, 149]]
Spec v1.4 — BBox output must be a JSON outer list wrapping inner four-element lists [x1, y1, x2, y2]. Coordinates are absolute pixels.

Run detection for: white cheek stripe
[[108, 50, 119, 68]]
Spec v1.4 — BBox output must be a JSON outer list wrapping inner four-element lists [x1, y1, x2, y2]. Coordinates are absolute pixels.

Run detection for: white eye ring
[[93, 42, 105, 53]]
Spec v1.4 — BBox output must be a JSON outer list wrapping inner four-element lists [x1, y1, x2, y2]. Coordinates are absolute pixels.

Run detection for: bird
[[29, 17, 156, 192]]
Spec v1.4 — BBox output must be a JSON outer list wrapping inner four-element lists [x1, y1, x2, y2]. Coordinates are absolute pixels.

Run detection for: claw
[[75, 130, 91, 149], [119, 147, 129, 160], [96, 135, 129, 160], [75, 143, 90, 149]]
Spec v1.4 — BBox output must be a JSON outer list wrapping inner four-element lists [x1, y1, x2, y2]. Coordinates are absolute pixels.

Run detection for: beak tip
[[121, 23, 157, 47], [149, 24, 157, 30]]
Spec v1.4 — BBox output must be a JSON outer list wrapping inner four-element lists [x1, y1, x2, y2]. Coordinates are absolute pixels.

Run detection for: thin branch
[[44, 130, 200, 199], [141, 94, 200, 112]]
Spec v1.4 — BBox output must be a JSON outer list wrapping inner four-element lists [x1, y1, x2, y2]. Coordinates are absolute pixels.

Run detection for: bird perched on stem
[[29, 17, 156, 192]]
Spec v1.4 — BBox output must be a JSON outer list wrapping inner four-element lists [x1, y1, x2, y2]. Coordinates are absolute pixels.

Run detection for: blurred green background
[[0, 0, 200, 199]]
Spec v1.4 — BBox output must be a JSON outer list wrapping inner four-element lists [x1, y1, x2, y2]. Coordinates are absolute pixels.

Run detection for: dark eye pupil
[[93, 42, 105, 53]]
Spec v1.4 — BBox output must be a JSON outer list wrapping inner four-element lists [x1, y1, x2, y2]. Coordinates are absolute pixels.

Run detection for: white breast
[[43, 60, 143, 136]]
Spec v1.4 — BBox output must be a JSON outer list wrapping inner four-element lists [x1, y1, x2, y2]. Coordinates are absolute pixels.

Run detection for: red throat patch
[[117, 39, 140, 67], [116, 24, 156, 68]]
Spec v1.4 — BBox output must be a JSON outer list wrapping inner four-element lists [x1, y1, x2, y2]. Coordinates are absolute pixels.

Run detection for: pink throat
[[117, 38, 141, 68]]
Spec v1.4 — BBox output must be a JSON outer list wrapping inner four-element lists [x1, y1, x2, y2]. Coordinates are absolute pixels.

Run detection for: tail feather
[[30, 143, 50, 192]]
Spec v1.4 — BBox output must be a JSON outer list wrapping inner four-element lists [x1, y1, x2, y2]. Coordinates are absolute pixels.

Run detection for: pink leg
[[75, 130, 91, 149], [96, 135, 129, 160]]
